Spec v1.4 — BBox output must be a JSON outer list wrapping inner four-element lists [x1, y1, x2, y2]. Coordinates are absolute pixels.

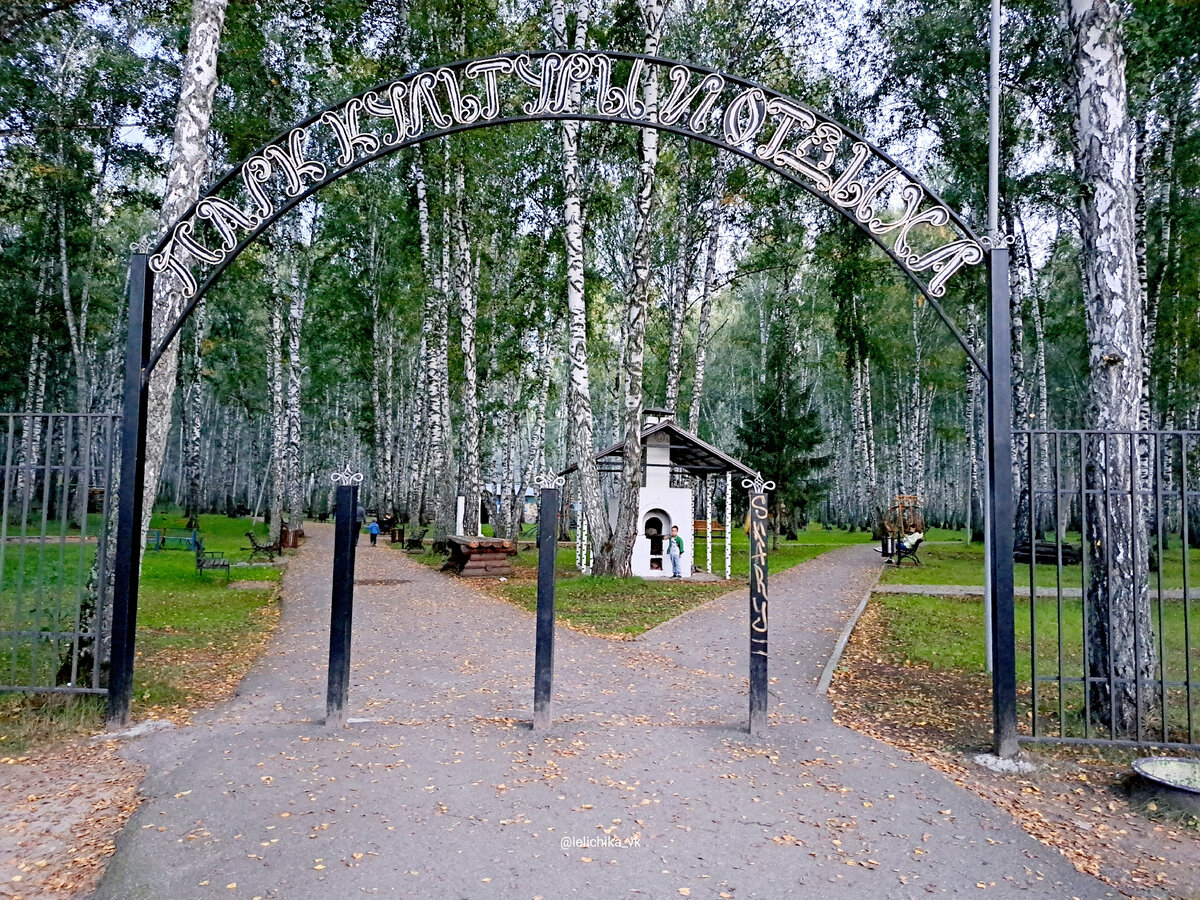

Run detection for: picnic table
[[145, 528, 199, 551], [442, 535, 518, 578]]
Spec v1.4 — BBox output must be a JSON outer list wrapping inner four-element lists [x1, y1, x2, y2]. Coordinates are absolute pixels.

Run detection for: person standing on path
[[368, 518, 381, 546], [668, 525, 685, 578]]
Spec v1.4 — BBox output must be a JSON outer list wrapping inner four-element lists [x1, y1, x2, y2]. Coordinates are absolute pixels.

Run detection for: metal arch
[[141, 49, 992, 381]]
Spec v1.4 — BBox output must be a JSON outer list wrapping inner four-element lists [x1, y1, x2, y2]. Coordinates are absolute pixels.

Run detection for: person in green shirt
[[668, 525, 685, 577]]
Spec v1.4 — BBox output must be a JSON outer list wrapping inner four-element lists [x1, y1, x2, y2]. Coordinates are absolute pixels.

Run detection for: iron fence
[[1, 413, 119, 695], [1015, 429, 1198, 748]]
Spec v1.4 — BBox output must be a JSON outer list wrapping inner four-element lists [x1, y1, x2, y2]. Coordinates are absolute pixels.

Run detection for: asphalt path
[[96, 525, 1113, 899]]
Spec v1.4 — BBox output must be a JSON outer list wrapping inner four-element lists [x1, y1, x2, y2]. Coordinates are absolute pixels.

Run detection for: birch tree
[[607, 0, 668, 577], [141, 0, 228, 542], [1066, 0, 1155, 734], [551, 0, 611, 567]]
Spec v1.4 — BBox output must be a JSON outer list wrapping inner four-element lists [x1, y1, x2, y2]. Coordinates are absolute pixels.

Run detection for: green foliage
[[737, 313, 830, 524]]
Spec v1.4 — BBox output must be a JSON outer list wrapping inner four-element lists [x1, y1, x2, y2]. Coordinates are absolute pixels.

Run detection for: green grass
[[880, 534, 1200, 592], [873, 590, 1200, 740], [1, 513, 282, 751], [401, 523, 871, 636]]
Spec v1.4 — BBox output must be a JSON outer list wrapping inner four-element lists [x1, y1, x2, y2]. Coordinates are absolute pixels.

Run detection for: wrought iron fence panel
[[1, 413, 119, 695], [1015, 429, 1198, 748]]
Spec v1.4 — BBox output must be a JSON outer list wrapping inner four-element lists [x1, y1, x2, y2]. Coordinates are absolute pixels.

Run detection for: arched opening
[[105, 49, 1013, 755], [643, 510, 670, 572]]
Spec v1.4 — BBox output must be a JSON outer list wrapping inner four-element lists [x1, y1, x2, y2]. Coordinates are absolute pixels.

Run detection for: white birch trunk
[[1067, 0, 1155, 735], [688, 192, 722, 432], [551, 0, 609, 565], [453, 163, 481, 536], [285, 257, 307, 531], [267, 258, 286, 545], [141, 0, 229, 548], [608, 0, 666, 577]]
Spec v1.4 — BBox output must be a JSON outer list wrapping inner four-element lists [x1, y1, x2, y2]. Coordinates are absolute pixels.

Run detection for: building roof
[[558, 419, 759, 479]]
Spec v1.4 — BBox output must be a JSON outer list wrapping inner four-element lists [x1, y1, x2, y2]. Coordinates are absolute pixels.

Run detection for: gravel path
[[96, 526, 1113, 899]]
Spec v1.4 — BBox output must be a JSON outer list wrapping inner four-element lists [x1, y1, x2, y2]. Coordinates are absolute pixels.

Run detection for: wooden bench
[[243, 531, 281, 561], [1015, 540, 1082, 566], [693, 519, 726, 535], [442, 535, 518, 577], [195, 538, 230, 580], [405, 528, 428, 552]]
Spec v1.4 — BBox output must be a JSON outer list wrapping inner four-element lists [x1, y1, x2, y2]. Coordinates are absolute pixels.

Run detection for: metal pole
[[987, 249, 1018, 757], [106, 254, 152, 727], [988, 0, 1002, 240], [327, 483, 357, 727], [748, 487, 769, 733], [533, 484, 558, 729], [984, 0, 1003, 677]]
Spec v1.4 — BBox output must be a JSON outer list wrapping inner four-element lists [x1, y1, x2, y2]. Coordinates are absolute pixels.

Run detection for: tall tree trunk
[[267, 258, 286, 546], [182, 298, 206, 528], [607, 0, 666, 577], [551, 0, 609, 565], [57, 197, 90, 415], [285, 257, 307, 531], [1009, 217, 1031, 539], [688, 191, 722, 432], [454, 163, 481, 535], [664, 149, 695, 412], [1067, 0, 1154, 735], [407, 153, 438, 532], [430, 163, 457, 548], [141, 0, 228, 549]]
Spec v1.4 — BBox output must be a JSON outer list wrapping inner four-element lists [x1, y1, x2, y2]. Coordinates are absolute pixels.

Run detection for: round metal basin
[[1132, 757, 1200, 815]]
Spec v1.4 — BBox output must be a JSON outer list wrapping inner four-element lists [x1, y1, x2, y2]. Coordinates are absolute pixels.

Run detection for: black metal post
[[106, 254, 152, 727], [748, 489, 769, 733], [533, 486, 558, 729], [327, 483, 357, 727], [987, 248, 1018, 757]]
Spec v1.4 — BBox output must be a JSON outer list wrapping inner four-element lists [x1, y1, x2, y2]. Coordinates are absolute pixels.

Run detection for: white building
[[564, 409, 758, 579]]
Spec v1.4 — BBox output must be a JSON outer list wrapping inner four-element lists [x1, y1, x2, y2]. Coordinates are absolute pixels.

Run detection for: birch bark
[[454, 163, 481, 536], [141, 0, 228, 545], [551, 0, 610, 566], [608, 0, 667, 577], [688, 192, 722, 432], [1066, 0, 1155, 735], [267, 258, 286, 545], [285, 256, 307, 531]]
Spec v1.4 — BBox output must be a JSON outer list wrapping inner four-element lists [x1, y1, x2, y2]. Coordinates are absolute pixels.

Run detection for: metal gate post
[[746, 477, 773, 734], [533, 475, 562, 730], [327, 481, 358, 727], [986, 248, 1018, 757], [107, 254, 152, 727]]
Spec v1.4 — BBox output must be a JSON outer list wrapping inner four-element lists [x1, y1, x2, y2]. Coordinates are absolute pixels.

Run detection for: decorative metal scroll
[[534, 473, 567, 490], [741, 475, 776, 494], [146, 51, 987, 375], [330, 464, 364, 486]]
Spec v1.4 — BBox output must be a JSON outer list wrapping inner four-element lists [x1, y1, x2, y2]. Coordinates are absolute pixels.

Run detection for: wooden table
[[443, 535, 518, 578]]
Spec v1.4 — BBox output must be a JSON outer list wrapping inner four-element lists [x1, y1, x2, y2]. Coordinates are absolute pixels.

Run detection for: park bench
[[194, 538, 230, 581], [405, 528, 428, 552], [879, 531, 924, 566], [442, 535, 518, 577], [1014, 539, 1082, 566], [243, 531, 281, 561], [693, 519, 726, 535]]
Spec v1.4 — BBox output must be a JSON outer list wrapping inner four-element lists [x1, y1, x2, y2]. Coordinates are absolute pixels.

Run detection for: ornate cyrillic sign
[[151, 51, 984, 340]]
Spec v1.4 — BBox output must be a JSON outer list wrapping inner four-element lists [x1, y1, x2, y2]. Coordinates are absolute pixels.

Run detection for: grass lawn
[[1, 512, 282, 753], [870, 589, 1200, 741], [400, 523, 873, 636], [881, 533, 1200, 592]]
